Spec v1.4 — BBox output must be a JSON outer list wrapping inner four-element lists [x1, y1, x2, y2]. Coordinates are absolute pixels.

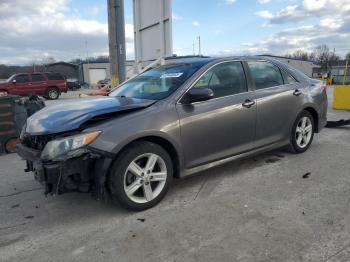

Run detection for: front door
[[13, 74, 31, 95], [176, 61, 256, 169]]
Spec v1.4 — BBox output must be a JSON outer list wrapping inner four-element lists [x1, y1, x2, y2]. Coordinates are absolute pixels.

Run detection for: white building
[[261, 55, 319, 77], [80, 61, 135, 86]]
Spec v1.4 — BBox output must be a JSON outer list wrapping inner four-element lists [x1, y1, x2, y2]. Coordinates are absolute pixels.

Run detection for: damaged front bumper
[[17, 143, 112, 199]]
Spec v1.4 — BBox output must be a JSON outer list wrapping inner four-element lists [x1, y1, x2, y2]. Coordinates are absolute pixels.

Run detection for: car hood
[[26, 96, 156, 135]]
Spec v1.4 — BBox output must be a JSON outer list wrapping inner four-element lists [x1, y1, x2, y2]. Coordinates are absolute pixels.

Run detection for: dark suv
[[17, 56, 328, 210], [0, 72, 67, 100]]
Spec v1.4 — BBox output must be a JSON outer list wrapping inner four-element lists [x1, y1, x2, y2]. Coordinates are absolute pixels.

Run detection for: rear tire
[[287, 110, 315, 153], [46, 87, 60, 100], [108, 141, 173, 211], [5, 137, 20, 153]]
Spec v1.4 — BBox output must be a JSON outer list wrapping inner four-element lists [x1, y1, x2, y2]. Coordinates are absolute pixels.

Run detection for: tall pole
[[198, 36, 201, 55], [85, 40, 90, 85], [108, 0, 126, 86], [343, 59, 348, 85]]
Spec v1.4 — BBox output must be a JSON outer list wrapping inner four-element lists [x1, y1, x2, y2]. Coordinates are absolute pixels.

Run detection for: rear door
[[176, 61, 256, 168], [30, 73, 47, 95], [247, 60, 303, 147], [13, 74, 31, 95], [46, 73, 66, 92]]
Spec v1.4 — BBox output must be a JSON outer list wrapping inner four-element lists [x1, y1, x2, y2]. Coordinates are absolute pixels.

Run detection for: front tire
[[0, 89, 8, 96], [46, 87, 60, 100], [108, 141, 173, 211], [288, 110, 315, 153]]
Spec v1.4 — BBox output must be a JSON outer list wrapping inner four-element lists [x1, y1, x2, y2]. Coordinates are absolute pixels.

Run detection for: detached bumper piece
[[326, 119, 350, 128], [17, 144, 110, 197]]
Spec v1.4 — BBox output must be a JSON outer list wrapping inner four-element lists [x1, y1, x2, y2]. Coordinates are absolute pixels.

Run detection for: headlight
[[41, 131, 101, 160]]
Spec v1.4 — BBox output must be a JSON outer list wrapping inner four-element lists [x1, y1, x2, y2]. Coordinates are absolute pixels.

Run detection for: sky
[[0, 0, 349, 65]]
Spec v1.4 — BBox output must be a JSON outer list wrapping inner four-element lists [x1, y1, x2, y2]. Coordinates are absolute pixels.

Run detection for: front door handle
[[293, 89, 302, 96], [242, 99, 255, 108]]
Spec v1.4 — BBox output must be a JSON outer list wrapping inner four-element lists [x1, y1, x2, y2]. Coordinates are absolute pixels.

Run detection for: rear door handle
[[242, 99, 255, 108], [293, 89, 302, 96]]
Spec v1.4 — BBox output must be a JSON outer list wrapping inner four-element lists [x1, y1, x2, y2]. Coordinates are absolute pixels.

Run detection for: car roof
[[165, 55, 292, 63], [163, 55, 281, 66], [15, 72, 62, 75], [163, 56, 216, 67], [162, 55, 309, 82]]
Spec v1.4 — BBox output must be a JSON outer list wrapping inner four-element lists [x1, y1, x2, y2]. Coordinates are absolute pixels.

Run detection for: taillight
[[322, 79, 328, 92], [323, 84, 328, 92]]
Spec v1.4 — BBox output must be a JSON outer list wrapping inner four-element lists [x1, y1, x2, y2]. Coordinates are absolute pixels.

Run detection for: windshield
[[109, 64, 200, 100], [6, 75, 16, 83]]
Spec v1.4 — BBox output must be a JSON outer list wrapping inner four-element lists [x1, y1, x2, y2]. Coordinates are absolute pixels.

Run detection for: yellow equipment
[[333, 85, 350, 110]]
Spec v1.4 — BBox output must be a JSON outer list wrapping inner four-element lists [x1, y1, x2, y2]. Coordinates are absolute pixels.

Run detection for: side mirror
[[183, 88, 214, 104], [12, 79, 16, 84]]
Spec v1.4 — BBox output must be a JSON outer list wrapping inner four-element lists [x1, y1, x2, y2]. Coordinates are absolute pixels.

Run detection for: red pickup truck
[[0, 72, 67, 100]]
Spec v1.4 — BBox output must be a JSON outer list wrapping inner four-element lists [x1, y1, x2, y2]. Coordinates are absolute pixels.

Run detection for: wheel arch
[[302, 106, 319, 133], [46, 86, 60, 92], [111, 135, 182, 178]]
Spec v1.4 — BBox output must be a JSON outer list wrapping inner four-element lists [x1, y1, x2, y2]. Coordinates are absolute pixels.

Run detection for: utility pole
[[343, 58, 348, 85], [197, 36, 201, 55], [108, 0, 126, 86], [85, 40, 90, 86]]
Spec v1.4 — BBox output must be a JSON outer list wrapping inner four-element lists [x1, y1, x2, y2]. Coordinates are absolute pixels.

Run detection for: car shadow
[[162, 148, 289, 207]]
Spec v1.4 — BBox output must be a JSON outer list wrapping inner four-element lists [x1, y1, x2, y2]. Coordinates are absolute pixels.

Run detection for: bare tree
[[292, 50, 309, 61], [309, 51, 317, 62], [314, 44, 330, 67], [312, 44, 340, 69], [345, 52, 350, 60]]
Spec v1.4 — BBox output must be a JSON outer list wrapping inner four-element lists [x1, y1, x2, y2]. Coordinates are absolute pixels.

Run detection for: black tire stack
[[0, 95, 45, 154], [0, 96, 21, 154]]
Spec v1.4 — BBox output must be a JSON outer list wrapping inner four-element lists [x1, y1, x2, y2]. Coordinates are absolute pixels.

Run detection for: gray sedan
[[17, 56, 328, 210]]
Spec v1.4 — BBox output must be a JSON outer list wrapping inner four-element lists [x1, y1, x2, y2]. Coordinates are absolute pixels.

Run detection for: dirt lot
[[0, 88, 350, 262]]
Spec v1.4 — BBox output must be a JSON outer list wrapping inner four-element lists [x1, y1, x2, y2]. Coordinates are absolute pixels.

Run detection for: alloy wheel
[[295, 116, 313, 148], [48, 89, 59, 99], [124, 153, 167, 204]]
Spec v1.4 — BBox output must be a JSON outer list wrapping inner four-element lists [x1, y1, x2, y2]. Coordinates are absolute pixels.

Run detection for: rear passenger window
[[193, 61, 247, 98], [46, 73, 64, 80], [15, 75, 30, 83], [247, 61, 284, 90], [31, 74, 45, 82], [281, 70, 298, 84]]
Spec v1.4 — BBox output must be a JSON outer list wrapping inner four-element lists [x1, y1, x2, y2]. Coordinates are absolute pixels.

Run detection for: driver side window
[[194, 71, 220, 88], [15, 74, 30, 83], [193, 61, 247, 98]]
